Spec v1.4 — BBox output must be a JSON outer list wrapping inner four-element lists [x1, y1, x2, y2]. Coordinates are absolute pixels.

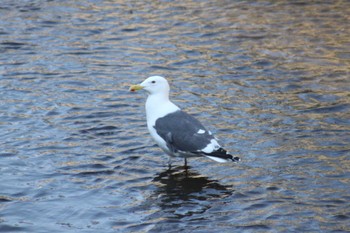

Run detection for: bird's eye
[[151, 81, 156, 84]]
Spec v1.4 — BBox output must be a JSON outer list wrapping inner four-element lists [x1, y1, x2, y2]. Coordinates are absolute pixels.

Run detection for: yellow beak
[[129, 84, 144, 92]]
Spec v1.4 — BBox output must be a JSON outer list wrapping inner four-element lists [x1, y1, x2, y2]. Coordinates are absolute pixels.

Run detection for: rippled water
[[1, 1, 349, 232]]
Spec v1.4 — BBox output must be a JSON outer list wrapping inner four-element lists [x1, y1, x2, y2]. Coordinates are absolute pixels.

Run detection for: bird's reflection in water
[[128, 166, 235, 232], [152, 165, 233, 209]]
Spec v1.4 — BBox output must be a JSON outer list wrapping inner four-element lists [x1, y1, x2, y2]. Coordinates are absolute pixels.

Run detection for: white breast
[[145, 94, 180, 156]]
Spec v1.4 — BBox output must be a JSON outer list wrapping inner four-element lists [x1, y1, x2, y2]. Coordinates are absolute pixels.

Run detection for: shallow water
[[1, 0, 350, 232]]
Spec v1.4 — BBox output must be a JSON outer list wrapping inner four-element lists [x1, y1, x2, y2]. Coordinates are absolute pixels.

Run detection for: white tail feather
[[205, 156, 228, 163]]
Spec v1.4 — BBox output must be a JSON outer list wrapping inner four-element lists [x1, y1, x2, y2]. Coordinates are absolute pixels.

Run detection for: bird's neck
[[145, 93, 180, 124]]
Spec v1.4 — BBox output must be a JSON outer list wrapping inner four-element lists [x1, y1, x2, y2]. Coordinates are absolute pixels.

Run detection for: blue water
[[1, 1, 349, 232]]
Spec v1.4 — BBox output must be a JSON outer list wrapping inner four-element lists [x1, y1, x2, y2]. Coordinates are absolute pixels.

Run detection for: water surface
[[1, 1, 349, 232]]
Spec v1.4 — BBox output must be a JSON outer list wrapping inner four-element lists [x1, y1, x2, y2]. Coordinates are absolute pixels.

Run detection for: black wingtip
[[218, 148, 240, 162], [204, 148, 240, 163], [231, 156, 240, 162]]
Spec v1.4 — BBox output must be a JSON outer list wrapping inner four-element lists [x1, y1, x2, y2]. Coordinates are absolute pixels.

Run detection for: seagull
[[129, 76, 240, 166]]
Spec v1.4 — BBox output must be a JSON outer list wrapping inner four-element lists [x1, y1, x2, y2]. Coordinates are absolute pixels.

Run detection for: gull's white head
[[130, 76, 170, 95]]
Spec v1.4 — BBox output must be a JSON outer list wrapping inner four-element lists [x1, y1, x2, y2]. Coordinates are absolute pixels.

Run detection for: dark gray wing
[[154, 110, 215, 153]]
